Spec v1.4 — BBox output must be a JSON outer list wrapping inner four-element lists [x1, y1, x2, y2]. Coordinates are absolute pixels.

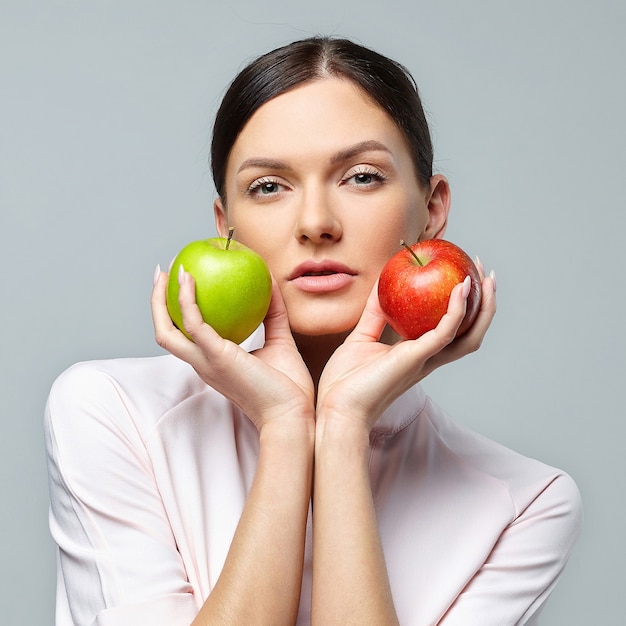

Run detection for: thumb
[[346, 280, 388, 344], [261, 277, 294, 345]]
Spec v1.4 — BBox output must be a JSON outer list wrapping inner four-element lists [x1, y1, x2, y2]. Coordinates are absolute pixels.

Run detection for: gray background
[[1, 0, 624, 623]]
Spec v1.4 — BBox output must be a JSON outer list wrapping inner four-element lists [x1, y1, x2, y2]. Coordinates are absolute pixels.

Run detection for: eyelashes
[[245, 165, 388, 199], [246, 177, 283, 196], [341, 165, 387, 187]]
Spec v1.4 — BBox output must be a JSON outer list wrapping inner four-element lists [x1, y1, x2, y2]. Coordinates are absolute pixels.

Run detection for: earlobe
[[424, 174, 451, 240], [214, 198, 229, 237]]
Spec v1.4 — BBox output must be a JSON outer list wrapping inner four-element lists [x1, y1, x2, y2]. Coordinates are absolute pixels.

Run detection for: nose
[[294, 188, 342, 244]]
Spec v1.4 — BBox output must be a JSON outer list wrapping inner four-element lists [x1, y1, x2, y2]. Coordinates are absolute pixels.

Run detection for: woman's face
[[215, 78, 449, 338]]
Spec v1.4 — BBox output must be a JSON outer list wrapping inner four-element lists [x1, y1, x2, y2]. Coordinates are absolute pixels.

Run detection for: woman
[[45, 37, 582, 625]]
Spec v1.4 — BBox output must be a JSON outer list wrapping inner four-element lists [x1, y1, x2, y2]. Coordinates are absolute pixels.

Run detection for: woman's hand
[[310, 263, 495, 626], [152, 267, 315, 624], [316, 263, 497, 429], [151, 267, 315, 430]]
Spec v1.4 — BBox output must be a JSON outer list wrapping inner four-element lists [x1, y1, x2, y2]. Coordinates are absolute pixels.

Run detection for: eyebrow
[[329, 140, 392, 164], [237, 157, 288, 173], [236, 140, 392, 174]]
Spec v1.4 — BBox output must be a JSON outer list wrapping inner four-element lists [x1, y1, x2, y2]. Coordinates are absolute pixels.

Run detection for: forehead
[[227, 78, 408, 167]]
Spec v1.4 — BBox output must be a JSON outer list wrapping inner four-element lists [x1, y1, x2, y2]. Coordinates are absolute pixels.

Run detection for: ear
[[422, 174, 451, 240], [214, 198, 229, 237]]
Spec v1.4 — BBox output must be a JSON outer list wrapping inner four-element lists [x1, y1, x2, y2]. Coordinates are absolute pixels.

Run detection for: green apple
[[166, 229, 272, 344]]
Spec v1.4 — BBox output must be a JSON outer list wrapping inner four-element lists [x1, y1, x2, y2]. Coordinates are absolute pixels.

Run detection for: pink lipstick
[[288, 260, 357, 293]]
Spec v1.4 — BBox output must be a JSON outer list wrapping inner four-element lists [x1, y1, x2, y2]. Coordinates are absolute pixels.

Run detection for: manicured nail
[[153, 264, 161, 285], [462, 275, 471, 299], [178, 263, 185, 285], [168, 256, 176, 272], [489, 270, 497, 292], [475, 256, 485, 276]]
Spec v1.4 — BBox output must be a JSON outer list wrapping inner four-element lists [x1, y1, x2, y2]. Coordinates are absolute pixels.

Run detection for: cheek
[[228, 219, 272, 254], [367, 209, 423, 265], [397, 203, 429, 247], [229, 225, 288, 281]]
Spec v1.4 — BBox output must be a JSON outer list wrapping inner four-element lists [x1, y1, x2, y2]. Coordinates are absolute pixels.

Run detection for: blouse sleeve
[[45, 362, 199, 626], [440, 471, 583, 625]]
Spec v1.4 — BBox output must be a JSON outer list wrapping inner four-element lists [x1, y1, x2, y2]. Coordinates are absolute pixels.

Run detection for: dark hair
[[211, 36, 433, 203]]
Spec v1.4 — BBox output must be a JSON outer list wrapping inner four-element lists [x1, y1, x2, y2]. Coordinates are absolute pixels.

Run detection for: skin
[[214, 79, 449, 385], [151, 77, 497, 625]]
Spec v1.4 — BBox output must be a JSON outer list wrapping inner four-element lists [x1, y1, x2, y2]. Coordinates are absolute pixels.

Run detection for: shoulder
[[374, 390, 582, 623], [45, 355, 211, 440], [48, 353, 198, 392], [422, 395, 583, 526]]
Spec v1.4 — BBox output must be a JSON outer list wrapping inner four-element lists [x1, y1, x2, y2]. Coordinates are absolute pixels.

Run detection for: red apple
[[378, 239, 482, 340]]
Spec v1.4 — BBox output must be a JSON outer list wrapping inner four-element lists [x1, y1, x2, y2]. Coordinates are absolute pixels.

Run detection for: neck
[[293, 326, 400, 395], [293, 331, 350, 390], [294, 325, 399, 391]]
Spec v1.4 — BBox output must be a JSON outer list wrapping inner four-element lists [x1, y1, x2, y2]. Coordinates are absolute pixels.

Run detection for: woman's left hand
[[316, 265, 497, 429]]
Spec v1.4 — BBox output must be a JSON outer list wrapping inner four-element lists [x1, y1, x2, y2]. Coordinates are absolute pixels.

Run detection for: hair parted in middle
[[210, 36, 434, 204]]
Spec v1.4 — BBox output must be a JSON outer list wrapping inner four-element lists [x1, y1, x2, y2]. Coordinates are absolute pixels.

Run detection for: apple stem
[[226, 227, 235, 250], [400, 240, 423, 266]]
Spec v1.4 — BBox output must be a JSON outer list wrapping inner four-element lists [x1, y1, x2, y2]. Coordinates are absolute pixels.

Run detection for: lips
[[288, 260, 357, 293]]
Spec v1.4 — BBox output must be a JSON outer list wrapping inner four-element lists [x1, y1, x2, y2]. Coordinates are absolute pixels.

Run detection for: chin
[[284, 294, 365, 332], [288, 314, 357, 340]]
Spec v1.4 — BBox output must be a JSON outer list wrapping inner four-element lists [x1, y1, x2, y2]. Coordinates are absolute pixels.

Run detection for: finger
[[453, 270, 497, 351], [151, 267, 184, 343], [153, 266, 220, 363], [341, 281, 471, 413], [406, 277, 470, 358], [261, 277, 295, 346], [423, 272, 497, 373], [151, 267, 205, 360], [475, 256, 486, 281], [152, 267, 289, 418], [150, 265, 172, 331], [176, 269, 227, 350], [346, 279, 388, 344]]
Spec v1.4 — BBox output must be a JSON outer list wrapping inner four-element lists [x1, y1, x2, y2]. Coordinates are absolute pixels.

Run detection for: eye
[[247, 177, 284, 197], [343, 166, 387, 188]]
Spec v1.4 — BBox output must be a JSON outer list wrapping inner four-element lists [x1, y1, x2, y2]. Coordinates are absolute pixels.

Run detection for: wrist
[[315, 410, 371, 458], [259, 415, 316, 451]]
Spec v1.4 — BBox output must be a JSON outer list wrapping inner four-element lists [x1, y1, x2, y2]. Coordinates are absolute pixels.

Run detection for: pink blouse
[[45, 350, 581, 625]]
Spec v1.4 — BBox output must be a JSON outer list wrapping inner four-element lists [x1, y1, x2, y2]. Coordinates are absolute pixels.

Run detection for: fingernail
[[489, 270, 497, 292], [168, 256, 176, 272], [475, 256, 485, 276], [178, 263, 185, 285], [153, 264, 161, 285], [462, 275, 471, 299]]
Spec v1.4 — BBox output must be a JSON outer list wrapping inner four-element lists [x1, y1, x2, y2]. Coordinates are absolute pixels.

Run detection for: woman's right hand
[[153, 267, 315, 624], [151, 266, 316, 431], [316, 264, 497, 431]]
